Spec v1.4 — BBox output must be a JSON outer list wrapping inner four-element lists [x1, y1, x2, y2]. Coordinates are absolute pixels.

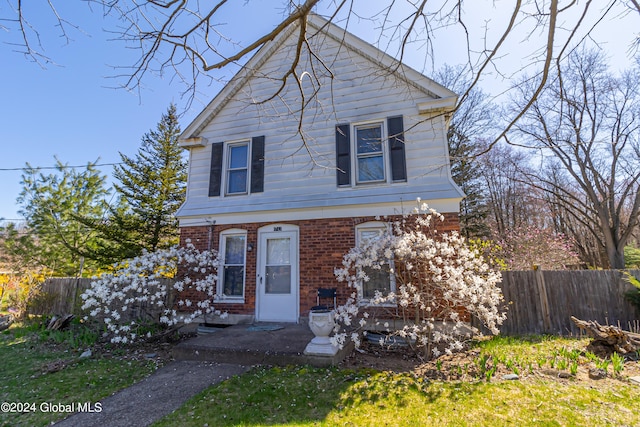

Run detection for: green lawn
[[0, 321, 158, 427], [3, 321, 639, 427], [154, 337, 640, 427]]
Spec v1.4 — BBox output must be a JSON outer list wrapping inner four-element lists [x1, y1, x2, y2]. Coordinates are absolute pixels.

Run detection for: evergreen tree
[[435, 65, 494, 239], [112, 104, 186, 253], [448, 128, 490, 239], [9, 160, 111, 276]]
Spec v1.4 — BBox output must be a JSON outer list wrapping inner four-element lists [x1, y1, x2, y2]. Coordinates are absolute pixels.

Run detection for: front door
[[256, 227, 299, 322]]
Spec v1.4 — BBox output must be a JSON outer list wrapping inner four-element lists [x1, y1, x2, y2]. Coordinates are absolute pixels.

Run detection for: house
[[176, 13, 464, 324]]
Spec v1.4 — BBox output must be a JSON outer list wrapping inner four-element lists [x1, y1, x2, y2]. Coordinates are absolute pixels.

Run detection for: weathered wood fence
[[29, 278, 90, 315], [29, 278, 175, 322], [32, 270, 640, 336], [494, 269, 640, 336]]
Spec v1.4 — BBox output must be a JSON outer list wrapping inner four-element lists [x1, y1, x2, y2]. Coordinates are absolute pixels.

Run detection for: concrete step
[[172, 323, 351, 367]]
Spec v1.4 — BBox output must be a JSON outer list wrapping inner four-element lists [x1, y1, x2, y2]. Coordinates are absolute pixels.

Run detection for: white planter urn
[[304, 310, 339, 356]]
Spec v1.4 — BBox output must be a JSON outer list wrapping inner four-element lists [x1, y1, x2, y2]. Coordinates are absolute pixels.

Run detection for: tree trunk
[[609, 247, 626, 270], [599, 214, 626, 269], [571, 316, 640, 353]]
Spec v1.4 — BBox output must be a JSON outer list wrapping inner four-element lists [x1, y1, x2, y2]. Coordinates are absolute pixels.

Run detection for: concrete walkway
[[53, 322, 349, 426], [172, 322, 349, 367], [53, 361, 248, 427]]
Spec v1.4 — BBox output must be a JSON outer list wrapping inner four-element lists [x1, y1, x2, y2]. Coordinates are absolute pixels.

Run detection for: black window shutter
[[335, 124, 351, 186], [250, 135, 265, 193], [208, 142, 224, 197], [387, 116, 407, 182]]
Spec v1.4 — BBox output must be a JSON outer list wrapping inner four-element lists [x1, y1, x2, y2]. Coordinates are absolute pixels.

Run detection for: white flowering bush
[[81, 243, 226, 344], [333, 202, 506, 359]]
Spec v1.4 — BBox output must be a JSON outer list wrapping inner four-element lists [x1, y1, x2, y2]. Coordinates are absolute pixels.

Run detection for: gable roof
[[179, 13, 457, 147]]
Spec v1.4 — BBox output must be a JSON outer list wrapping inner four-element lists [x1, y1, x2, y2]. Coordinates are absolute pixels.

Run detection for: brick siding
[[178, 213, 460, 318]]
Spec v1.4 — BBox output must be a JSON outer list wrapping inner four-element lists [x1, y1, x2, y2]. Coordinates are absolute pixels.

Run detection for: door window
[[265, 237, 291, 294]]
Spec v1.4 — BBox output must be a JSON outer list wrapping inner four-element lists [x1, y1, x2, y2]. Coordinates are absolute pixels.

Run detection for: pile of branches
[[571, 316, 640, 354], [0, 314, 13, 331], [46, 314, 74, 331]]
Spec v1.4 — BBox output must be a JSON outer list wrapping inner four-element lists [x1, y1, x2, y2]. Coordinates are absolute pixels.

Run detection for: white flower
[[80, 244, 224, 344], [330, 198, 505, 360]]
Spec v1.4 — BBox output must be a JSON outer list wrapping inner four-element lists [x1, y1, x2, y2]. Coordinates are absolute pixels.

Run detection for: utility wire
[[0, 162, 124, 171], [0, 162, 124, 222]]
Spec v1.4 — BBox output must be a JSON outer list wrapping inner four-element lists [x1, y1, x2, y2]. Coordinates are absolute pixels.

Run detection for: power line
[[0, 162, 124, 172]]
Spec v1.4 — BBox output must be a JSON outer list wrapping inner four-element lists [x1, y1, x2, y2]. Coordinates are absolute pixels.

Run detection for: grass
[[473, 335, 587, 376], [0, 320, 158, 427], [3, 321, 638, 427], [153, 365, 640, 427], [153, 336, 640, 427]]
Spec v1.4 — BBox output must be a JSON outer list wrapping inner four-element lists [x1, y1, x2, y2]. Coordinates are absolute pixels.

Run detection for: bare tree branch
[[3, 0, 640, 184], [510, 47, 640, 268]]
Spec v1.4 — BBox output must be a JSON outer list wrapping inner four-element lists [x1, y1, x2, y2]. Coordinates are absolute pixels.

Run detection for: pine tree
[[112, 104, 186, 253], [448, 127, 490, 239], [11, 160, 111, 276], [435, 65, 494, 239]]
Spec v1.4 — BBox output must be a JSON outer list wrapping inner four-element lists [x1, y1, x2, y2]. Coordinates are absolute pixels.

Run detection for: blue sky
[[0, 3, 201, 221], [0, 2, 636, 222]]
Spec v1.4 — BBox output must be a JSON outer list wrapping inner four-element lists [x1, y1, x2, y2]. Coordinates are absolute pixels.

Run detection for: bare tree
[[509, 48, 640, 269], [3, 1, 640, 149], [478, 142, 540, 237], [540, 164, 609, 268]]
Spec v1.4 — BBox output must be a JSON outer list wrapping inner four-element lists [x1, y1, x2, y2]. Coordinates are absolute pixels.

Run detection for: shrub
[[81, 243, 226, 344], [495, 226, 579, 270], [5, 271, 48, 319], [333, 201, 506, 359], [623, 272, 640, 313], [625, 246, 640, 269], [0, 273, 9, 310]]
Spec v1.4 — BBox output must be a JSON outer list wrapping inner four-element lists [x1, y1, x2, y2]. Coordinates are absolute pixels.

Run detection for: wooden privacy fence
[[29, 278, 91, 315], [494, 269, 640, 336], [29, 278, 176, 323], [30, 271, 640, 336]]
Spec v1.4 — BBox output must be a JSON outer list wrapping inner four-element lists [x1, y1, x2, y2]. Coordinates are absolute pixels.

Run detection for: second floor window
[[335, 117, 405, 188], [355, 123, 385, 183], [226, 142, 249, 194], [208, 136, 264, 198]]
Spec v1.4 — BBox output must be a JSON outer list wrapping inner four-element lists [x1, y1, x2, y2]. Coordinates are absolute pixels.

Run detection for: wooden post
[[533, 265, 552, 333], [72, 278, 80, 315]]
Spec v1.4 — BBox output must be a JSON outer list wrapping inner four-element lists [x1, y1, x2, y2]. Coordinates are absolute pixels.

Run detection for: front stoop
[[172, 323, 352, 367]]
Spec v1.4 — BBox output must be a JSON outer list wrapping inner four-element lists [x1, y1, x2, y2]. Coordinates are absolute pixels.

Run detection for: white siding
[[178, 23, 462, 225]]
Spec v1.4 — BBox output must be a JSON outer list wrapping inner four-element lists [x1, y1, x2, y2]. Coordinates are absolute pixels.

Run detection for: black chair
[[311, 288, 337, 311]]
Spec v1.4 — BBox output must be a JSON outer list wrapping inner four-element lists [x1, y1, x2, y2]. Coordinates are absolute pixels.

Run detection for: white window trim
[[218, 228, 247, 303], [223, 139, 251, 197], [352, 120, 389, 186], [355, 221, 396, 306]]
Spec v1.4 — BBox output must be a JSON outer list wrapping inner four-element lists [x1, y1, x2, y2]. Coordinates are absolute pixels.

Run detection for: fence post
[[72, 279, 80, 315], [533, 265, 552, 333]]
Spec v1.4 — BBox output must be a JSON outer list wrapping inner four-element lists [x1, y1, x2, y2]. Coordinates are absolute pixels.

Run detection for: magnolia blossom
[[333, 201, 506, 359], [81, 243, 226, 344], [495, 225, 580, 270]]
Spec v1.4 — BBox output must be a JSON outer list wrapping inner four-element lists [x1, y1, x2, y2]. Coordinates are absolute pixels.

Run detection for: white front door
[[256, 227, 299, 322]]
